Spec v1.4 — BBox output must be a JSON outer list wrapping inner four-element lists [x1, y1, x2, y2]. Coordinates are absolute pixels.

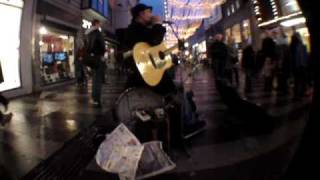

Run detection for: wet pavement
[[0, 68, 312, 179], [0, 70, 126, 179]]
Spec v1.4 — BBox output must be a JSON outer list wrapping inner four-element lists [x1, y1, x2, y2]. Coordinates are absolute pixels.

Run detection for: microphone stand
[[167, 22, 186, 83]]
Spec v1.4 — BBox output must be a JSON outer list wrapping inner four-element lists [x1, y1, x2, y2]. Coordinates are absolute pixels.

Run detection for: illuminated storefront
[[38, 27, 75, 84], [35, 0, 83, 87], [254, 0, 310, 51], [192, 41, 207, 62], [279, 0, 310, 51], [0, 0, 23, 91]]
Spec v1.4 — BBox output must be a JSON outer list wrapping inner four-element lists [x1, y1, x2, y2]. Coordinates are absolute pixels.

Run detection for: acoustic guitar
[[123, 42, 178, 86]]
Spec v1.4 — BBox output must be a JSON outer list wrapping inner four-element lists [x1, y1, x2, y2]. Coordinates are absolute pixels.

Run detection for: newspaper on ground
[[136, 141, 176, 180], [96, 124, 176, 180], [96, 123, 143, 178]]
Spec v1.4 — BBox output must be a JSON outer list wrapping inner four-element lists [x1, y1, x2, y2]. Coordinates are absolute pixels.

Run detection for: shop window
[[236, 0, 240, 9], [0, 1, 23, 91], [39, 27, 75, 85], [227, 8, 230, 16], [296, 27, 311, 52], [225, 28, 232, 43], [280, 0, 301, 16], [242, 19, 252, 43], [231, 24, 242, 44], [105, 41, 117, 69], [282, 26, 310, 53]]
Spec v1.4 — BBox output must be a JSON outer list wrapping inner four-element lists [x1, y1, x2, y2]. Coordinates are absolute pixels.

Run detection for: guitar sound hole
[[159, 51, 165, 60]]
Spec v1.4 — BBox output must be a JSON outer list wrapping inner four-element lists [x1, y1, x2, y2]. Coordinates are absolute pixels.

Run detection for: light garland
[[258, 11, 303, 27], [251, 0, 262, 22], [169, 0, 224, 8], [270, 0, 279, 18], [165, 0, 225, 43], [171, 15, 210, 20]]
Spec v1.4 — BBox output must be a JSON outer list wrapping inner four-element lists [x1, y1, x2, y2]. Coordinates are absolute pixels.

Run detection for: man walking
[[85, 19, 106, 107]]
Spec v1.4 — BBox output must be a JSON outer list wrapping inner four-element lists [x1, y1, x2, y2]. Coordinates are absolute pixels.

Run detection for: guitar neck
[[164, 44, 179, 56], [123, 50, 133, 59], [122, 42, 178, 59]]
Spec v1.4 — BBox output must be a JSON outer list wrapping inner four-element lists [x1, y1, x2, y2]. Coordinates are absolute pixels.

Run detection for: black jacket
[[242, 45, 255, 70], [125, 22, 166, 50], [86, 29, 105, 56], [262, 37, 277, 60], [123, 21, 175, 95], [210, 41, 229, 62]]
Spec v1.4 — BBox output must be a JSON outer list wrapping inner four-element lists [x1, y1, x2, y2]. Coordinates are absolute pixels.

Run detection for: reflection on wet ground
[[0, 68, 311, 179]]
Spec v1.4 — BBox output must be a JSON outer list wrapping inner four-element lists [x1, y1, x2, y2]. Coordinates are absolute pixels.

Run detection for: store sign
[[82, 19, 92, 29], [0, 0, 23, 91]]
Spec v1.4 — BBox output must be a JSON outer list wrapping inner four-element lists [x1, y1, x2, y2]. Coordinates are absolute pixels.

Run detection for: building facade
[[253, 0, 310, 51], [1, 0, 133, 98], [207, 0, 260, 50], [33, 0, 82, 90]]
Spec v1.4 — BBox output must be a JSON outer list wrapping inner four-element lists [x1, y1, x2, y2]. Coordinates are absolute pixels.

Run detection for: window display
[[242, 19, 251, 43], [225, 28, 231, 44], [0, 0, 23, 91], [280, 0, 300, 16], [232, 24, 242, 44], [39, 27, 75, 85]]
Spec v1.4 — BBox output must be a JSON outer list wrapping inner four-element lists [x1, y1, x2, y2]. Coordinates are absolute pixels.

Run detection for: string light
[[270, 0, 279, 18], [169, 0, 223, 8], [165, 0, 225, 44], [251, 0, 262, 22], [258, 11, 303, 27]]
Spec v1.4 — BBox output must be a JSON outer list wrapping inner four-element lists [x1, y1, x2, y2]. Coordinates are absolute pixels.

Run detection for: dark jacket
[[85, 28, 105, 56], [123, 21, 171, 94], [242, 45, 255, 71], [262, 37, 277, 60], [210, 41, 229, 62], [290, 41, 308, 69], [125, 22, 166, 50]]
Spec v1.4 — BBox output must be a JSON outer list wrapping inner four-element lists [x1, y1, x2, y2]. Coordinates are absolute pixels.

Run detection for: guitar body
[[133, 42, 173, 86]]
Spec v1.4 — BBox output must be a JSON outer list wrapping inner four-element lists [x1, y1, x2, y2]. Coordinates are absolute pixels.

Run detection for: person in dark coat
[[290, 32, 308, 99], [124, 3, 175, 95], [261, 31, 278, 92], [123, 4, 205, 138], [242, 43, 256, 93], [85, 19, 106, 107], [276, 30, 291, 95], [210, 34, 229, 81]]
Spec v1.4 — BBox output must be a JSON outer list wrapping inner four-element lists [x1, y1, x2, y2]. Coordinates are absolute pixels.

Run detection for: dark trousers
[[101, 62, 106, 83], [75, 61, 87, 85], [92, 62, 104, 102], [277, 72, 289, 94], [213, 60, 226, 80], [245, 70, 253, 92], [232, 67, 239, 86], [264, 76, 273, 92], [294, 67, 307, 98]]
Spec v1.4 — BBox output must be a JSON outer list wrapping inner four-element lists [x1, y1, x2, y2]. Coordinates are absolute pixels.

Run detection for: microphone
[[163, 21, 174, 24]]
